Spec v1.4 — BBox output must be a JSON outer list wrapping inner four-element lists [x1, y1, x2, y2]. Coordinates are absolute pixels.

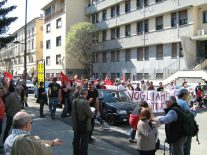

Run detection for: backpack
[[172, 107, 199, 142]]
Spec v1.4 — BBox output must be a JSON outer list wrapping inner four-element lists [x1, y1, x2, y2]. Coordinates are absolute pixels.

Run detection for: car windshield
[[100, 91, 130, 103], [26, 80, 33, 84]]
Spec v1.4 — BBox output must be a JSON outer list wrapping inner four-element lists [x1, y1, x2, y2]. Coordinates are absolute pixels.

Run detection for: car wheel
[[106, 113, 115, 125]]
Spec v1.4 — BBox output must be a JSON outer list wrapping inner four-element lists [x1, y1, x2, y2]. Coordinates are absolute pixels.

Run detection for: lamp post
[[24, 0, 28, 84]]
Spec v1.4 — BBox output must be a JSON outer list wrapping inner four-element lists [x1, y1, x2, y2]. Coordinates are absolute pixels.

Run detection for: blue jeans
[[129, 128, 136, 140], [73, 131, 88, 155], [49, 97, 58, 116]]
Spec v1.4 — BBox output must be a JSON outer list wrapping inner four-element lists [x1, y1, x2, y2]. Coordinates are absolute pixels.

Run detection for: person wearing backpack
[[176, 88, 197, 155], [155, 96, 188, 155]]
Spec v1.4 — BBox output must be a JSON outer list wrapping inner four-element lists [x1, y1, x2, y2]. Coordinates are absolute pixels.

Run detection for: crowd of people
[[0, 76, 204, 155]]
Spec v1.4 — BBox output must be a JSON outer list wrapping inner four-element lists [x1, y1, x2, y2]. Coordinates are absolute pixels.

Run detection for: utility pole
[[24, 0, 28, 84]]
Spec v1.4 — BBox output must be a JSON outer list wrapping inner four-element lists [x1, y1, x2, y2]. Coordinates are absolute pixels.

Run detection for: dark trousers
[[89, 117, 95, 140], [139, 150, 155, 155], [129, 128, 136, 140], [3, 116, 13, 142], [61, 97, 69, 117], [39, 99, 45, 116], [184, 136, 192, 155], [0, 119, 2, 135], [73, 131, 89, 155]]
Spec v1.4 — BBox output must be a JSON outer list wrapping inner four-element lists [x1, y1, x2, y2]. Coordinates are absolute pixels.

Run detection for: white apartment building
[[0, 17, 44, 76], [42, 0, 89, 78], [85, 0, 207, 81]]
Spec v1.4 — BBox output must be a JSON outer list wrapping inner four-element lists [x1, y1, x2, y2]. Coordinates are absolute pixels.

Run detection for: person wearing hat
[[48, 77, 61, 120], [155, 96, 188, 155], [176, 88, 196, 155]]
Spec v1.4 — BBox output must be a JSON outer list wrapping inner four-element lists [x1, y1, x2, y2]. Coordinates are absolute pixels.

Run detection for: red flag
[[60, 72, 70, 84], [104, 80, 113, 85], [4, 71, 13, 80]]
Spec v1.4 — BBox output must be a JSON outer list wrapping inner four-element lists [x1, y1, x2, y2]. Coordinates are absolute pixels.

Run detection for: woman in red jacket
[[0, 86, 5, 136], [129, 101, 148, 143]]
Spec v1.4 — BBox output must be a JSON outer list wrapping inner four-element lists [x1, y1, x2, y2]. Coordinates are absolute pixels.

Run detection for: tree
[[66, 22, 96, 75], [0, 0, 17, 48]]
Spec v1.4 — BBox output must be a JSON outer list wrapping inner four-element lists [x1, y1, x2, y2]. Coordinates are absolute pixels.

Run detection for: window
[[92, 14, 96, 24], [125, 0, 131, 13], [56, 54, 61, 64], [137, 0, 148, 8], [111, 73, 116, 80], [32, 27, 34, 34], [156, 16, 163, 30], [31, 39, 34, 50], [116, 50, 120, 62], [46, 56, 50, 66], [144, 73, 149, 79], [171, 12, 177, 27], [137, 73, 143, 80], [179, 42, 183, 57], [111, 51, 115, 62], [102, 30, 107, 41], [155, 0, 162, 2], [116, 73, 120, 78], [137, 47, 143, 60], [111, 6, 116, 18], [125, 24, 131, 37], [203, 11, 207, 23], [96, 13, 99, 23], [56, 36, 61, 46], [102, 73, 107, 79], [92, 53, 95, 63], [56, 18, 62, 28], [95, 53, 99, 63], [172, 43, 177, 58], [46, 24, 51, 33], [111, 28, 116, 39], [46, 40, 51, 49], [116, 27, 120, 38], [137, 20, 148, 34], [125, 73, 131, 80], [116, 5, 120, 16], [156, 45, 163, 59], [144, 46, 149, 60], [125, 49, 131, 61], [179, 10, 187, 25], [156, 73, 163, 79], [102, 10, 107, 21], [102, 52, 107, 63]]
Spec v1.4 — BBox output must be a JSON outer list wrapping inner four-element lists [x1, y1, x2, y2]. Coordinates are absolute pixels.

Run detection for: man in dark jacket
[[72, 89, 93, 155], [155, 96, 187, 155]]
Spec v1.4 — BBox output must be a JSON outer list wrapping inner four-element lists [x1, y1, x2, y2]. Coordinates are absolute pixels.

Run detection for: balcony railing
[[44, 8, 65, 23]]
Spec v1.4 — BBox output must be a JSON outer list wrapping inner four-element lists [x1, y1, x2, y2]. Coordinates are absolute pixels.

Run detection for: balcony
[[44, 8, 65, 23], [94, 24, 193, 52]]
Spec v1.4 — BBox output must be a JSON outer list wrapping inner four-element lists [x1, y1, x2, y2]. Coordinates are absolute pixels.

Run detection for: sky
[[5, 0, 52, 34]]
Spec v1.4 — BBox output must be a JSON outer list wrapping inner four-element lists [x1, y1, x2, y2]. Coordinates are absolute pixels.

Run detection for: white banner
[[125, 90, 177, 113]]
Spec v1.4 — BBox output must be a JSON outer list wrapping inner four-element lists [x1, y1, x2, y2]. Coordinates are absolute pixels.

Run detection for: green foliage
[[66, 22, 96, 68], [0, 0, 17, 47]]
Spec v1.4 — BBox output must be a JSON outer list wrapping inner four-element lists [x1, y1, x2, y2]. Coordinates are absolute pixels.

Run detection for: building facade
[[85, 0, 207, 81], [0, 17, 44, 76], [42, 0, 89, 78]]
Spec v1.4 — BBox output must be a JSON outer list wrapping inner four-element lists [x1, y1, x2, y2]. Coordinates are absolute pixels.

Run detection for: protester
[[4, 111, 63, 155], [176, 88, 196, 155], [0, 86, 5, 147], [147, 81, 155, 91], [71, 83, 83, 103], [129, 101, 148, 143], [48, 77, 61, 120], [117, 81, 126, 90], [37, 81, 47, 118], [86, 81, 99, 143], [8, 80, 15, 93], [135, 83, 141, 91], [195, 82, 203, 108], [157, 82, 164, 91], [155, 96, 188, 155], [140, 80, 146, 91], [72, 89, 94, 155], [20, 82, 29, 108], [137, 108, 158, 155], [61, 81, 70, 118], [3, 85, 22, 142], [95, 78, 101, 89]]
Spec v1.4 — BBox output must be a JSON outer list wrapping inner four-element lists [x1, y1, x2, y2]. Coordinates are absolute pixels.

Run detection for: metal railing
[[44, 8, 64, 23]]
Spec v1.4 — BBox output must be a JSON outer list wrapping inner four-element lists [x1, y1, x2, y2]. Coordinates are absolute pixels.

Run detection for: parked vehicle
[[98, 89, 137, 125], [26, 80, 35, 93]]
